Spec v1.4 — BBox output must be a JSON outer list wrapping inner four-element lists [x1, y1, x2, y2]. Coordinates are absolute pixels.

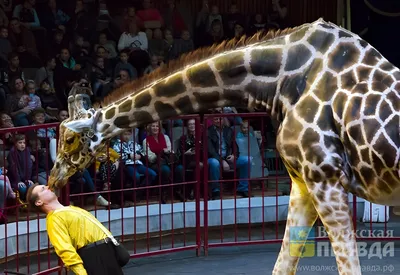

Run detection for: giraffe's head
[[47, 82, 105, 191]]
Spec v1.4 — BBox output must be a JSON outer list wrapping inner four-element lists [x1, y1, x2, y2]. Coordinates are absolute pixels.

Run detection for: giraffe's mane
[[98, 22, 312, 107]]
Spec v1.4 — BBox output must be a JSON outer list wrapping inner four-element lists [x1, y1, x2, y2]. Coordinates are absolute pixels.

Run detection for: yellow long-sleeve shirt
[[46, 206, 112, 275]]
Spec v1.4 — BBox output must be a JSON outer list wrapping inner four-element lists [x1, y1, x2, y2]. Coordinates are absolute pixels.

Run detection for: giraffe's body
[[48, 18, 400, 275]]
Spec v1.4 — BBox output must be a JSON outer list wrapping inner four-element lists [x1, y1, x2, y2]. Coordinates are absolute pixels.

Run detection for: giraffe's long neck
[[96, 22, 332, 141]]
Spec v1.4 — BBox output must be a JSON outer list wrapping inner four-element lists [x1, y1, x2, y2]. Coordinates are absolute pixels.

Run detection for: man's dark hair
[[26, 183, 41, 212]]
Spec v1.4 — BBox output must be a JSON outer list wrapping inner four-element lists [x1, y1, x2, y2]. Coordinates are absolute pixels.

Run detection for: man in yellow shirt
[[26, 184, 126, 275]]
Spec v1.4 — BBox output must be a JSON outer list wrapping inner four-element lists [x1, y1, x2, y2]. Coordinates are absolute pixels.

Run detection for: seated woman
[[176, 118, 203, 200], [5, 77, 31, 126], [113, 129, 157, 186], [97, 147, 134, 207], [142, 121, 183, 203]]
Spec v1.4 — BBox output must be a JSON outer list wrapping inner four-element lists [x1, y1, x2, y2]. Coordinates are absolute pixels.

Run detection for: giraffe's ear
[[64, 116, 96, 133]]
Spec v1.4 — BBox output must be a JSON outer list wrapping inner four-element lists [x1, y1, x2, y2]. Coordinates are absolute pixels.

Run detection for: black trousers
[[78, 242, 124, 275]]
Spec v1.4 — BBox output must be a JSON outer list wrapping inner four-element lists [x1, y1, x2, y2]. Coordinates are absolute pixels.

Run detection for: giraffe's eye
[[66, 137, 74, 144]]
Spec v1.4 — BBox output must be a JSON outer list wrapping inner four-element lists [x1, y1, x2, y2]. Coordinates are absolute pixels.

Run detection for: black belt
[[78, 237, 112, 253]]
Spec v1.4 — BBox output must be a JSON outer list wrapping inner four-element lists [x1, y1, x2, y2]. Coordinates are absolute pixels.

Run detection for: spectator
[[117, 21, 148, 52], [269, 0, 288, 28], [0, 26, 12, 68], [90, 56, 112, 99], [123, 6, 143, 31], [113, 129, 157, 186], [0, 113, 16, 150], [233, 22, 245, 39], [143, 55, 161, 75], [40, 0, 70, 34], [13, 0, 41, 29], [0, 52, 24, 86], [162, 0, 187, 37], [113, 48, 137, 79], [0, 5, 7, 26], [194, 0, 210, 47], [170, 29, 194, 60], [136, 0, 164, 29], [148, 27, 165, 61], [49, 29, 69, 58], [18, 80, 41, 111], [57, 109, 68, 122], [54, 48, 81, 108], [35, 56, 56, 89], [206, 5, 223, 32], [70, 34, 90, 65], [223, 3, 244, 38], [175, 118, 203, 200], [102, 68, 131, 99], [142, 121, 184, 203], [94, 32, 117, 60], [31, 107, 56, 139], [37, 78, 61, 117], [204, 19, 225, 46], [6, 77, 31, 126], [97, 147, 133, 207], [7, 134, 34, 200], [8, 17, 41, 67], [207, 115, 251, 200], [0, 152, 16, 224]]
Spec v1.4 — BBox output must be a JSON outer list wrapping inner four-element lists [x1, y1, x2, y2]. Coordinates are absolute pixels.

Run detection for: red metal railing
[[0, 113, 397, 275]]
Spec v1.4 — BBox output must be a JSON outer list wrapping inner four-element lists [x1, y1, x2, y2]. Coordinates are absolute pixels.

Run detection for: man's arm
[[47, 215, 88, 275]]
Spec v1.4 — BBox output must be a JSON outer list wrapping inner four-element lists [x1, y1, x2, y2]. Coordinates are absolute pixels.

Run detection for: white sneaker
[[96, 195, 110, 206]]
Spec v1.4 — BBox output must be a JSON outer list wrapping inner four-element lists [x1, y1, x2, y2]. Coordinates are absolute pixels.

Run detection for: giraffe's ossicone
[[48, 18, 399, 275]]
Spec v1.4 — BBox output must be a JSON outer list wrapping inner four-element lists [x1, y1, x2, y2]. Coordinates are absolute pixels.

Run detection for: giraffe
[[46, 18, 400, 274]]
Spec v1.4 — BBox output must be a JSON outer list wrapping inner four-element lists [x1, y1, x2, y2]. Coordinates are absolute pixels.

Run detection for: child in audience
[[18, 80, 42, 111], [113, 129, 157, 186], [31, 108, 57, 139], [30, 139, 49, 185], [114, 49, 137, 79], [7, 134, 34, 200], [171, 30, 194, 59]]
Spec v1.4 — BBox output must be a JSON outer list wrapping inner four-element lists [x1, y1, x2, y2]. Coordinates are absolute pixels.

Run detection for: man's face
[[31, 185, 57, 208], [11, 56, 19, 68], [96, 47, 107, 58]]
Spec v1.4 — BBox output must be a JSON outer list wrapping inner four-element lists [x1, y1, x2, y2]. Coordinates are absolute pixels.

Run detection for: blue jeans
[[150, 164, 171, 185], [13, 112, 30, 127], [170, 164, 185, 183], [126, 164, 157, 185], [208, 156, 250, 193], [82, 169, 96, 193], [18, 181, 34, 199]]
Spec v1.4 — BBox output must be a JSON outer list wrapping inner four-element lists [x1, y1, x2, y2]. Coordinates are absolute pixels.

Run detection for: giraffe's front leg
[[309, 180, 361, 275], [273, 174, 318, 275]]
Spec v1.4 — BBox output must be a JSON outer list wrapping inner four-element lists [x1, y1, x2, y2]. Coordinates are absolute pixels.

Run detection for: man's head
[[26, 183, 58, 213], [8, 52, 20, 68], [9, 18, 21, 33]]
